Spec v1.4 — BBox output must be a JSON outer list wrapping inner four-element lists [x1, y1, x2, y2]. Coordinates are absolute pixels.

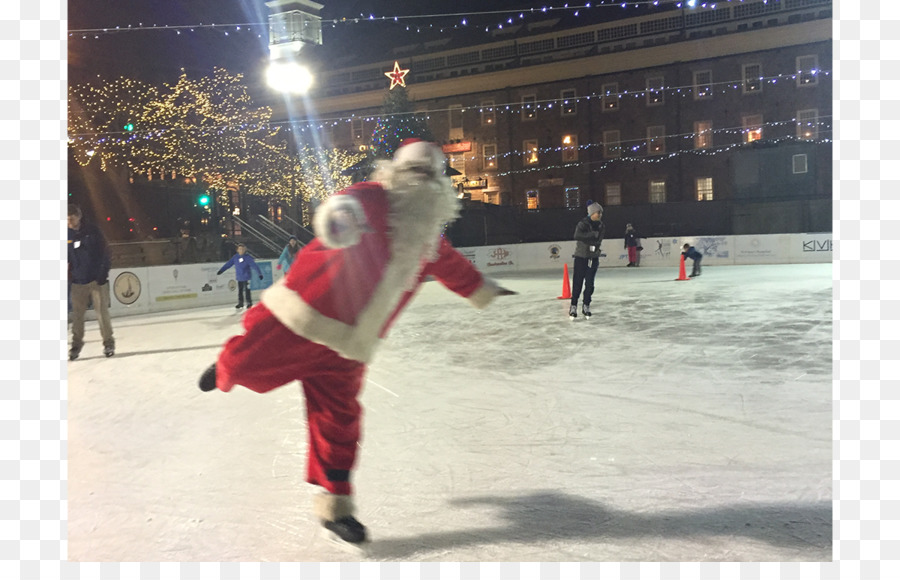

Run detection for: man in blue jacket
[[68, 203, 114, 360], [217, 243, 264, 309], [682, 243, 703, 277]]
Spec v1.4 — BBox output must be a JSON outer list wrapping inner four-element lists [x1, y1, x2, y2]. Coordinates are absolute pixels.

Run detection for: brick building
[[267, 0, 832, 242]]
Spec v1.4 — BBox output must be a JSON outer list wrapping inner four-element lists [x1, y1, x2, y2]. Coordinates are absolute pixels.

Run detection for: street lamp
[[265, 0, 323, 95]]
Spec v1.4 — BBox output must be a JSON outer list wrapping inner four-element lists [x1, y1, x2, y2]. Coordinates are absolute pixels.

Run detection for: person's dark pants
[[237, 280, 252, 307], [690, 256, 702, 276], [571, 256, 599, 306]]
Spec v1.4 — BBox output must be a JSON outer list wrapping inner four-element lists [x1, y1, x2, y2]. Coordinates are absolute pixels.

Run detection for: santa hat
[[393, 139, 446, 177]]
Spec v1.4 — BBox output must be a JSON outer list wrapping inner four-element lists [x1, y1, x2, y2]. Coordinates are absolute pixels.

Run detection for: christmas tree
[[371, 85, 434, 160]]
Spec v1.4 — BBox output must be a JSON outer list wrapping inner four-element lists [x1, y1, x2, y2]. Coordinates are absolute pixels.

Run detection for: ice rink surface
[[67, 263, 832, 562]]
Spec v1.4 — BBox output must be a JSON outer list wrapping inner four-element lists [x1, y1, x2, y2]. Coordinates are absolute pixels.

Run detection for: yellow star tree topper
[[384, 61, 410, 90]]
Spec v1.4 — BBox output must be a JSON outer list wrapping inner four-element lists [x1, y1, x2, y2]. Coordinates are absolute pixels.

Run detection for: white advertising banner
[[733, 234, 792, 264], [790, 233, 833, 264]]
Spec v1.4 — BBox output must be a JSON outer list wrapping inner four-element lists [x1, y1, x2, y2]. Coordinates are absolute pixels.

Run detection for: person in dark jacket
[[682, 243, 703, 277], [217, 243, 264, 309], [570, 201, 605, 319], [624, 223, 642, 267], [67, 203, 114, 360]]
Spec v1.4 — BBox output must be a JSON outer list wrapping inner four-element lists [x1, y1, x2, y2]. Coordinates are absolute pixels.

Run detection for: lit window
[[694, 70, 712, 100], [565, 187, 580, 209], [603, 130, 621, 159], [796, 55, 819, 87], [649, 180, 666, 203], [796, 109, 818, 140], [646, 76, 665, 106], [743, 114, 763, 143], [561, 89, 577, 116], [526, 190, 538, 209], [562, 134, 578, 162], [696, 177, 713, 201], [481, 100, 495, 125], [647, 125, 665, 155], [523, 139, 539, 165], [483, 144, 497, 171], [602, 83, 619, 112], [694, 121, 712, 149], [605, 183, 621, 206], [743, 63, 762, 94], [522, 95, 536, 121]]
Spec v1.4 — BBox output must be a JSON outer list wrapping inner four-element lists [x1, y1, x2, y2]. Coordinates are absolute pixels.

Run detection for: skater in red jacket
[[198, 139, 514, 545]]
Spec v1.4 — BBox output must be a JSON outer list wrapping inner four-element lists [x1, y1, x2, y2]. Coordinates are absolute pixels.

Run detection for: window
[[743, 63, 762, 94], [797, 109, 818, 140], [694, 70, 712, 100], [352, 118, 365, 140], [605, 183, 621, 206], [481, 100, 495, 126], [694, 121, 713, 149], [649, 180, 666, 203], [796, 55, 819, 87], [482, 144, 497, 171], [522, 95, 537, 121], [523, 139, 539, 165], [526, 190, 539, 209], [647, 125, 665, 155], [565, 187, 581, 209], [646, 76, 665, 106], [793, 154, 808, 174], [449, 105, 463, 140], [696, 177, 713, 201], [743, 114, 763, 143], [562, 134, 578, 162], [603, 130, 621, 158], [561, 89, 577, 116], [602, 83, 619, 111]]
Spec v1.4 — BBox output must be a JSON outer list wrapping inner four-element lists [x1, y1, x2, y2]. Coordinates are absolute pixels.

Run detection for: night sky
[[68, 0, 662, 88]]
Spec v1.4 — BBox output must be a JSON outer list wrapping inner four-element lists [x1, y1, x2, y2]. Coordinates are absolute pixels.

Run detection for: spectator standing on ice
[[570, 201, 605, 319], [217, 243, 263, 309], [624, 223, 642, 267], [67, 203, 115, 360], [197, 139, 515, 546], [276, 236, 301, 273], [682, 243, 703, 277]]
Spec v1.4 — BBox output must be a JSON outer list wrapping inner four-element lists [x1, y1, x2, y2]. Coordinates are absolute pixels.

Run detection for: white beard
[[372, 163, 462, 289]]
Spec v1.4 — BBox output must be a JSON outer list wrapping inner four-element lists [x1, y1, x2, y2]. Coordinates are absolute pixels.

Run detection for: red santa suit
[[214, 144, 501, 500]]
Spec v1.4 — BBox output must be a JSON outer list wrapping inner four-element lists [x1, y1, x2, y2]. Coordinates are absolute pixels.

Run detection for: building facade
[[269, 0, 832, 240]]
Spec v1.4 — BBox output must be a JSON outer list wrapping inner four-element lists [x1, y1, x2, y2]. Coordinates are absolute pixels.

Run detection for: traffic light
[[123, 123, 134, 132], [198, 193, 211, 207]]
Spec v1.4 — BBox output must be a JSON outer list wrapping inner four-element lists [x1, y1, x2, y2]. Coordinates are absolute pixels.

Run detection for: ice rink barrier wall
[[94, 233, 831, 319]]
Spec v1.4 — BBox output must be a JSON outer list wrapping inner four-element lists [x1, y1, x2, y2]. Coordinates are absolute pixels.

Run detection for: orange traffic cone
[[557, 263, 572, 299], [676, 254, 690, 281]]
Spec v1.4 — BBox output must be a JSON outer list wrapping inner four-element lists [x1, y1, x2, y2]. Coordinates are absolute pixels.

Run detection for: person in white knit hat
[[197, 139, 515, 546], [569, 200, 605, 319]]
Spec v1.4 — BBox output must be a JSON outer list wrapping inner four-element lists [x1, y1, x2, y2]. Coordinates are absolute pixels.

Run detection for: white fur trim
[[467, 278, 500, 309], [313, 195, 368, 249], [261, 279, 379, 363], [313, 493, 355, 521]]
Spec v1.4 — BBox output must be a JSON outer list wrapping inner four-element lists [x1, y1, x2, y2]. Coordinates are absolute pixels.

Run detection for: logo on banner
[[113, 272, 141, 305], [548, 244, 561, 260], [802, 239, 832, 252], [487, 247, 513, 267]]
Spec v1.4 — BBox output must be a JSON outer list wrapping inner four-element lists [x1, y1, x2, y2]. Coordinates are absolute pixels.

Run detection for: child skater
[[217, 243, 263, 309]]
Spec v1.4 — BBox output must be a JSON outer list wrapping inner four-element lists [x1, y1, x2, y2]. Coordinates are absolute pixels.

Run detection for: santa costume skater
[[198, 140, 513, 544]]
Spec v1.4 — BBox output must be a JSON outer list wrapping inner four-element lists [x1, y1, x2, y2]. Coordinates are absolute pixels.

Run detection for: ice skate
[[68, 347, 80, 361], [198, 363, 217, 392], [103, 345, 115, 358], [315, 493, 369, 552], [582, 303, 591, 319], [235, 304, 244, 310], [569, 304, 577, 319]]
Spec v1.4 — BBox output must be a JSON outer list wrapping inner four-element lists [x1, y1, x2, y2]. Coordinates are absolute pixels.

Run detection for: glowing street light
[[266, 60, 314, 94], [265, 0, 322, 94]]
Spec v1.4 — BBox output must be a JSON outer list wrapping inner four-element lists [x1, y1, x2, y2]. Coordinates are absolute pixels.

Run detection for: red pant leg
[[301, 362, 366, 495], [628, 246, 638, 263]]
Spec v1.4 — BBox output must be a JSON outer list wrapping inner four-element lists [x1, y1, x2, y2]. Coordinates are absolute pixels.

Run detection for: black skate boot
[[569, 304, 577, 319], [68, 347, 81, 361], [582, 303, 592, 319], [103, 345, 115, 357], [315, 492, 368, 546], [198, 363, 217, 392], [323, 516, 368, 544]]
